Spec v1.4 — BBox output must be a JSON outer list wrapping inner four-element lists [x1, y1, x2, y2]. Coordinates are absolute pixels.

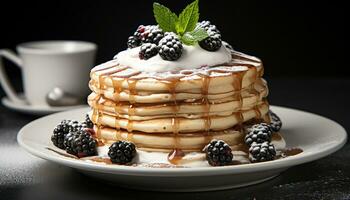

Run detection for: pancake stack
[[88, 50, 271, 154]]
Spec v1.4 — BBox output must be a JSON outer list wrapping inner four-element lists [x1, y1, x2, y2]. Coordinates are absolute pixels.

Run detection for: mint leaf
[[153, 3, 178, 32], [177, 0, 199, 35], [181, 34, 197, 45], [190, 26, 208, 41], [180, 27, 208, 45]]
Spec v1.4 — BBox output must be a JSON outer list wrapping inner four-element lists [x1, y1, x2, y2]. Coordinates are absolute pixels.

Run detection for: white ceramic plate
[[17, 106, 347, 191], [1, 96, 86, 115]]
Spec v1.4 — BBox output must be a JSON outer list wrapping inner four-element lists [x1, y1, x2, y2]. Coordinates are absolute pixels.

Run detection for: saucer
[[17, 106, 347, 191], [1, 96, 86, 115]]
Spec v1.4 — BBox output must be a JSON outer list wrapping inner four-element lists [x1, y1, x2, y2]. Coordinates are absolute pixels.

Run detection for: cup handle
[[0, 49, 27, 104]]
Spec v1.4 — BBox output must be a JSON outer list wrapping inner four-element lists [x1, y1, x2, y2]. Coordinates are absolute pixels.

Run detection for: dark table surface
[[0, 78, 349, 200]]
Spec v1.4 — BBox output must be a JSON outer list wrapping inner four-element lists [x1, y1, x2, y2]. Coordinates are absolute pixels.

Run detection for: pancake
[[88, 50, 276, 153], [89, 51, 263, 95], [90, 101, 269, 133], [89, 77, 268, 104], [94, 125, 244, 151], [92, 115, 274, 152], [87, 80, 267, 116]]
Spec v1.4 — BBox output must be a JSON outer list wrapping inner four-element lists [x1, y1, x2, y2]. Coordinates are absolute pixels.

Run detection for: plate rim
[[17, 105, 348, 177]]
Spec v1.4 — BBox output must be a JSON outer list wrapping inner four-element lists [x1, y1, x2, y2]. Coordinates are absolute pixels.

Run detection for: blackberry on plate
[[51, 123, 70, 149], [249, 142, 276, 162], [269, 110, 282, 132], [158, 33, 183, 61], [199, 29, 222, 52], [141, 26, 164, 45], [139, 43, 159, 60], [64, 129, 97, 158], [67, 120, 82, 132], [51, 120, 81, 149], [127, 36, 140, 49], [204, 140, 233, 166], [81, 114, 94, 129], [244, 123, 273, 146], [108, 141, 137, 164]]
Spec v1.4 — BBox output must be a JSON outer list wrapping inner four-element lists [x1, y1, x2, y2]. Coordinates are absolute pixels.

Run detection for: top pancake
[[89, 50, 264, 102]]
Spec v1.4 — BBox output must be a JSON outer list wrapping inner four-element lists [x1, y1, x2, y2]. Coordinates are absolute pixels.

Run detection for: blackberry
[[66, 120, 82, 132], [128, 25, 164, 48], [51, 120, 82, 149], [127, 25, 148, 48], [64, 130, 97, 157], [244, 123, 273, 146], [51, 123, 70, 149], [141, 26, 164, 45], [139, 43, 159, 60], [249, 142, 276, 162], [127, 36, 140, 49], [198, 20, 211, 30], [158, 34, 183, 61], [197, 21, 221, 34], [81, 114, 94, 129], [207, 24, 221, 35], [222, 41, 234, 52], [133, 25, 147, 39], [199, 29, 222, 52], [205, 140, 233, 166], [269, 111, 282, 132], [108, 141, 137, 164]]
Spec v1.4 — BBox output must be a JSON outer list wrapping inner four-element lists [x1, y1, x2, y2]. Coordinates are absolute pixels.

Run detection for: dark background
[[0, 0, 347, 82], [1, 1, 349, 199]]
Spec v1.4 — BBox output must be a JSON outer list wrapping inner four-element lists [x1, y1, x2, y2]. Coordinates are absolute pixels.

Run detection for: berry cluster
[[244, 111, 283, 162], [51, 114, 96, 157], [126, 21, 233, 61], [204, 140, 233, 166], [51, 114, 138, 163], [127, 25, 184, 61]]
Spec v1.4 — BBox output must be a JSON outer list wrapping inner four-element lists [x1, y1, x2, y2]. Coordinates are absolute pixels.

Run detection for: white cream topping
[[114, 44, 232, 72]]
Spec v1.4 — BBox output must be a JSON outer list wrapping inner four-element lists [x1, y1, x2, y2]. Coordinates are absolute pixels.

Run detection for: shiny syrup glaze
[[164, 77, 183, 164], [86, 156, 113, 164], [278, 148, 303, 158], [167, 148, 185, 165], [90, 51, 267, 164]]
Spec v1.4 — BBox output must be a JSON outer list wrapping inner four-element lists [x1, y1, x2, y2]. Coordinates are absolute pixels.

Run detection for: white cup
[[0, 41, 97, 106]]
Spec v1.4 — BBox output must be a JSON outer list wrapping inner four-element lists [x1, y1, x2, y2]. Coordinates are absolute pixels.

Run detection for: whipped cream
[[114, 44, 232, 72]]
